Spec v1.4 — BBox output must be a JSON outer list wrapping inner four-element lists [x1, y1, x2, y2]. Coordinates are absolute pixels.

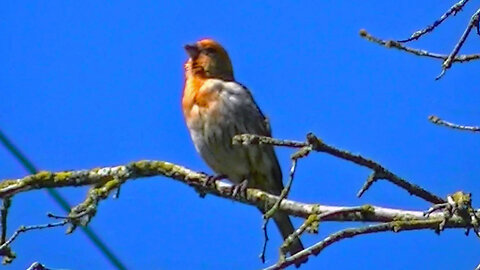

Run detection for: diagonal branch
[[234, 133, 445, 204], [264, 218, 455, 270], [398, 0, 471, 43], [437, 8, 480, 79]]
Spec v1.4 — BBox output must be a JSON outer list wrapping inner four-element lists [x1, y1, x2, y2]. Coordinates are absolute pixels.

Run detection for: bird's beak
[[184, 43, 199, 59]]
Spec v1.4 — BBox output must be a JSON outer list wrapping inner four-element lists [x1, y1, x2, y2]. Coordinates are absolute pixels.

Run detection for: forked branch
[[360, 0, 480, 79]]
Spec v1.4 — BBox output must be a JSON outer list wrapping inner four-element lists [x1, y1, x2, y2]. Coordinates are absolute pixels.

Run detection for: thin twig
[[264, 218, 451, 270], [360, 29, 480, 63], [263, 158, 299, 219], [260, 145, 312, 262], [0, 220, 68, 253], [429, 115, 480, 132], [263, 147, 311, 219], [234, 133, 445, 204], [357, 171, 381, 198], [259, 219, 270, 263], [437, 8, 480, 79], [398, 0, 470, 42]]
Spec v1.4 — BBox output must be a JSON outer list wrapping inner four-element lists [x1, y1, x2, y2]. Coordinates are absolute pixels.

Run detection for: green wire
[[0, 130, 127, 270]]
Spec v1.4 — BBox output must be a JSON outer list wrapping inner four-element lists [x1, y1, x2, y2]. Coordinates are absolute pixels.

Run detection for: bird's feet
[[424, 191, 479, 236], [205, 174, 227, 187], [231, 179, 249, 198]]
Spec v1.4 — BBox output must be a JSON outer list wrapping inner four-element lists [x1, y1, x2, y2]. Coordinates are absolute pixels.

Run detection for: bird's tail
[[272, 210, 308, 267]]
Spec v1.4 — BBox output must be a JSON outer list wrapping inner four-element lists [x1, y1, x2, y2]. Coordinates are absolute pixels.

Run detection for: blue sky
[[1, 1, 480, 269]]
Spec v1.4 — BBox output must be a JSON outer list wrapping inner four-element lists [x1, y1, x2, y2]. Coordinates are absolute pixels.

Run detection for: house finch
[[181, 39, 306, 264]]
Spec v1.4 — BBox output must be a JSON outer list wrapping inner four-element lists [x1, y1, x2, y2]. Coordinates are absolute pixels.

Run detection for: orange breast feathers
[[182, 74, 221, 125]]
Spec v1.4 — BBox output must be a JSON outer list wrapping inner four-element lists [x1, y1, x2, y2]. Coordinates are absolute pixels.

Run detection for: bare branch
[[361, 1, 480, 80], [437, 8, 480, 79], [0, 219, 67, 264], [264, 218, 454, 270], [429, 115, 480, 132], [260, 145, 313, 261], [398, 0, 471, 42], [264, 149, 307, 220], [0, 160, 457, 223], [234, 133, 445, 204], [0, 221, 67, 250], [259, 219, 270, 264], [359, 29, 480, 63]]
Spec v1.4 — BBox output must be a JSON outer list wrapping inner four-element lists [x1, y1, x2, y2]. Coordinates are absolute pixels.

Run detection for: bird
[[181, 38, 306, 265]]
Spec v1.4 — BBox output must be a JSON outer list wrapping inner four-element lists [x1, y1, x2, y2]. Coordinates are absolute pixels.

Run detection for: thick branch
[[0, 161, 472, 225]]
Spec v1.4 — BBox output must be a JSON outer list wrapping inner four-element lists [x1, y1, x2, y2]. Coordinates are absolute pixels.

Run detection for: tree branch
[[360, 1, 480, 80], [0, 160, 455, 222], [266, 191, 478, 269], [359, 29, 480, 64], [264, 218, 459, 270], [429, 115, 480, 133], [233, 133, 445, 204], [437, 8, 480, 79], [398, 0, 471, 42]]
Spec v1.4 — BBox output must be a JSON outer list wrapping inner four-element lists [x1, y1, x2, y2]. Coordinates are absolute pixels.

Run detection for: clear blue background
[[1, 1, 480, 269]]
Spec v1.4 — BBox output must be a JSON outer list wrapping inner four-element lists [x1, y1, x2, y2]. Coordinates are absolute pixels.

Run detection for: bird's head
[[184, 39, 234, 81]]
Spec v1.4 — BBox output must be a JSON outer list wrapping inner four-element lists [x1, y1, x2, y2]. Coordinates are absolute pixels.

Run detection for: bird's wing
[[219, 80, 284, 194], [220, 81, 272, 136], [237, 83, 273, 136]]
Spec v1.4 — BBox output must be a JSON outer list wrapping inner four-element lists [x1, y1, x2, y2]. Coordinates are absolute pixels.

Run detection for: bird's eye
[[204, 48, 216, 54]]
